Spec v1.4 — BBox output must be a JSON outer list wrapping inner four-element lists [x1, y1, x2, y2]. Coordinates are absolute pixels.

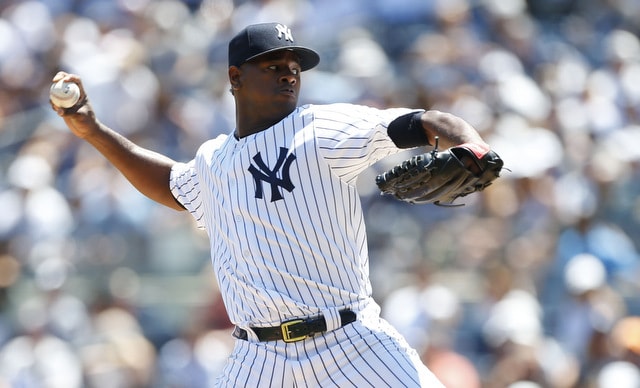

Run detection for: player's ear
[[228, 66, 242, 90]]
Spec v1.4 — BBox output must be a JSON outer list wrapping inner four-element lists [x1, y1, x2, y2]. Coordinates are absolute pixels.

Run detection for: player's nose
[[279, 71, 297, 85], [279, 62, 299, 84]]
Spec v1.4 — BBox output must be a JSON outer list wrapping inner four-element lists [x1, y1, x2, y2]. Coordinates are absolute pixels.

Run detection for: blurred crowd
[[1, 0, 640, 387]]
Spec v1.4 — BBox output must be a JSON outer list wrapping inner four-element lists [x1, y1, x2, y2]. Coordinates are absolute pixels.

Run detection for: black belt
[[233, 310, 356, 343]]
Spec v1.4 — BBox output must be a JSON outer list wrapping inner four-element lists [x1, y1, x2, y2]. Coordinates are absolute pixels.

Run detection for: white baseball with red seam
[[50, 80, 80, 108]]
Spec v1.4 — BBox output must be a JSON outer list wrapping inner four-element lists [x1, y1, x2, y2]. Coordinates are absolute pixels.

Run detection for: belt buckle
[[281, 319, 306, 343]]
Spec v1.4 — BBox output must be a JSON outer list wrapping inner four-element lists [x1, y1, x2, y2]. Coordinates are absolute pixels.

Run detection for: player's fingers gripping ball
[[375, 139, 504, 205], [50, 79, 81, 108]]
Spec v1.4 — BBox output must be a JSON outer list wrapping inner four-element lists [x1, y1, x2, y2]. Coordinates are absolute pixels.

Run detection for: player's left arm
[[387, 110, 489, 152], [378, 110, 503, 205]]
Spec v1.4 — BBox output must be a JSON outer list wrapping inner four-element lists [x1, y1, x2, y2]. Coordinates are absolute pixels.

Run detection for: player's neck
[[234, 105, 296, 138], [235, 119, 275, 138]]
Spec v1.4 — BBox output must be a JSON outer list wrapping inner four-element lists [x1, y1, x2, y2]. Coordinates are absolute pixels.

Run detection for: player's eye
[[267, 64, 299, 75]]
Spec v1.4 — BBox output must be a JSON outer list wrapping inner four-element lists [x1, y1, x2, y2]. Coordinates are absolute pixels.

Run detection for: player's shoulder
[[300, 103, 418, 126], [197, 133, 229, 155], [300, 102, 384, 119]]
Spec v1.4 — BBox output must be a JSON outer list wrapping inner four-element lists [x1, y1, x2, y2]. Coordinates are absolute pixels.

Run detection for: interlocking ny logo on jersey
[[275, 23, 294, 42], [248, 147, 296, 202]]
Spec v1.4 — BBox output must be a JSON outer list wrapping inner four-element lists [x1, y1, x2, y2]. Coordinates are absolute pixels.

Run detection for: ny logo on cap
[[275, 23, 294, 42]]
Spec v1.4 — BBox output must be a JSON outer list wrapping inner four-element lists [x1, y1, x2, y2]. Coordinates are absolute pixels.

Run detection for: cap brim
[[244, 47, 320, 71]]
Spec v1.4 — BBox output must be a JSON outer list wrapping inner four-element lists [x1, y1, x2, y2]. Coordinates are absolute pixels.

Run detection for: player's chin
[[275, 93, 299, 111]]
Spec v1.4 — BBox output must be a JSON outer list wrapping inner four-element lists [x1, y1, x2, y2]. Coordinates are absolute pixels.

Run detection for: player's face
[[237, 50, 302, 111]]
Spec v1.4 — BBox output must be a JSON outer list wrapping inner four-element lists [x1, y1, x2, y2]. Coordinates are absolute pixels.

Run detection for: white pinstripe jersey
[[170, 103, 416, 328]]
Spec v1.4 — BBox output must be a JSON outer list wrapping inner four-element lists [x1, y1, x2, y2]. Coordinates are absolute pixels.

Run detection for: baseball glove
[[375, 140, 503, 206]]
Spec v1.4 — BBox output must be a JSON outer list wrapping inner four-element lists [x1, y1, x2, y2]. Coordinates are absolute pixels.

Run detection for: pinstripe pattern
[[170, 103, 441, 386], [215, 316, 445, 387]]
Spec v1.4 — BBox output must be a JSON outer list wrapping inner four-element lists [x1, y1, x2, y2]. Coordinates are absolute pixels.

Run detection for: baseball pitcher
[[51, 22, 502, 387]]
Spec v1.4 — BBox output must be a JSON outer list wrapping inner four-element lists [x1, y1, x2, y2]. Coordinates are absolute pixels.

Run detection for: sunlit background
[[1, 0, 640, 387]]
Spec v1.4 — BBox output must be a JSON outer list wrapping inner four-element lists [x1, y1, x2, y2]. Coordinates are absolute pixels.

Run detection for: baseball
[[50, 80, 81, 108]]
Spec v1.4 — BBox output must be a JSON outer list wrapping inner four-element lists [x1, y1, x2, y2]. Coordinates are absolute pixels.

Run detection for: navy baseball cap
[[228, 22, 320, 71]]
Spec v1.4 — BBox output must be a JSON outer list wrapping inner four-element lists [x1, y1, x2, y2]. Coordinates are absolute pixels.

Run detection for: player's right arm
[[51, 72, 185, 211]]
